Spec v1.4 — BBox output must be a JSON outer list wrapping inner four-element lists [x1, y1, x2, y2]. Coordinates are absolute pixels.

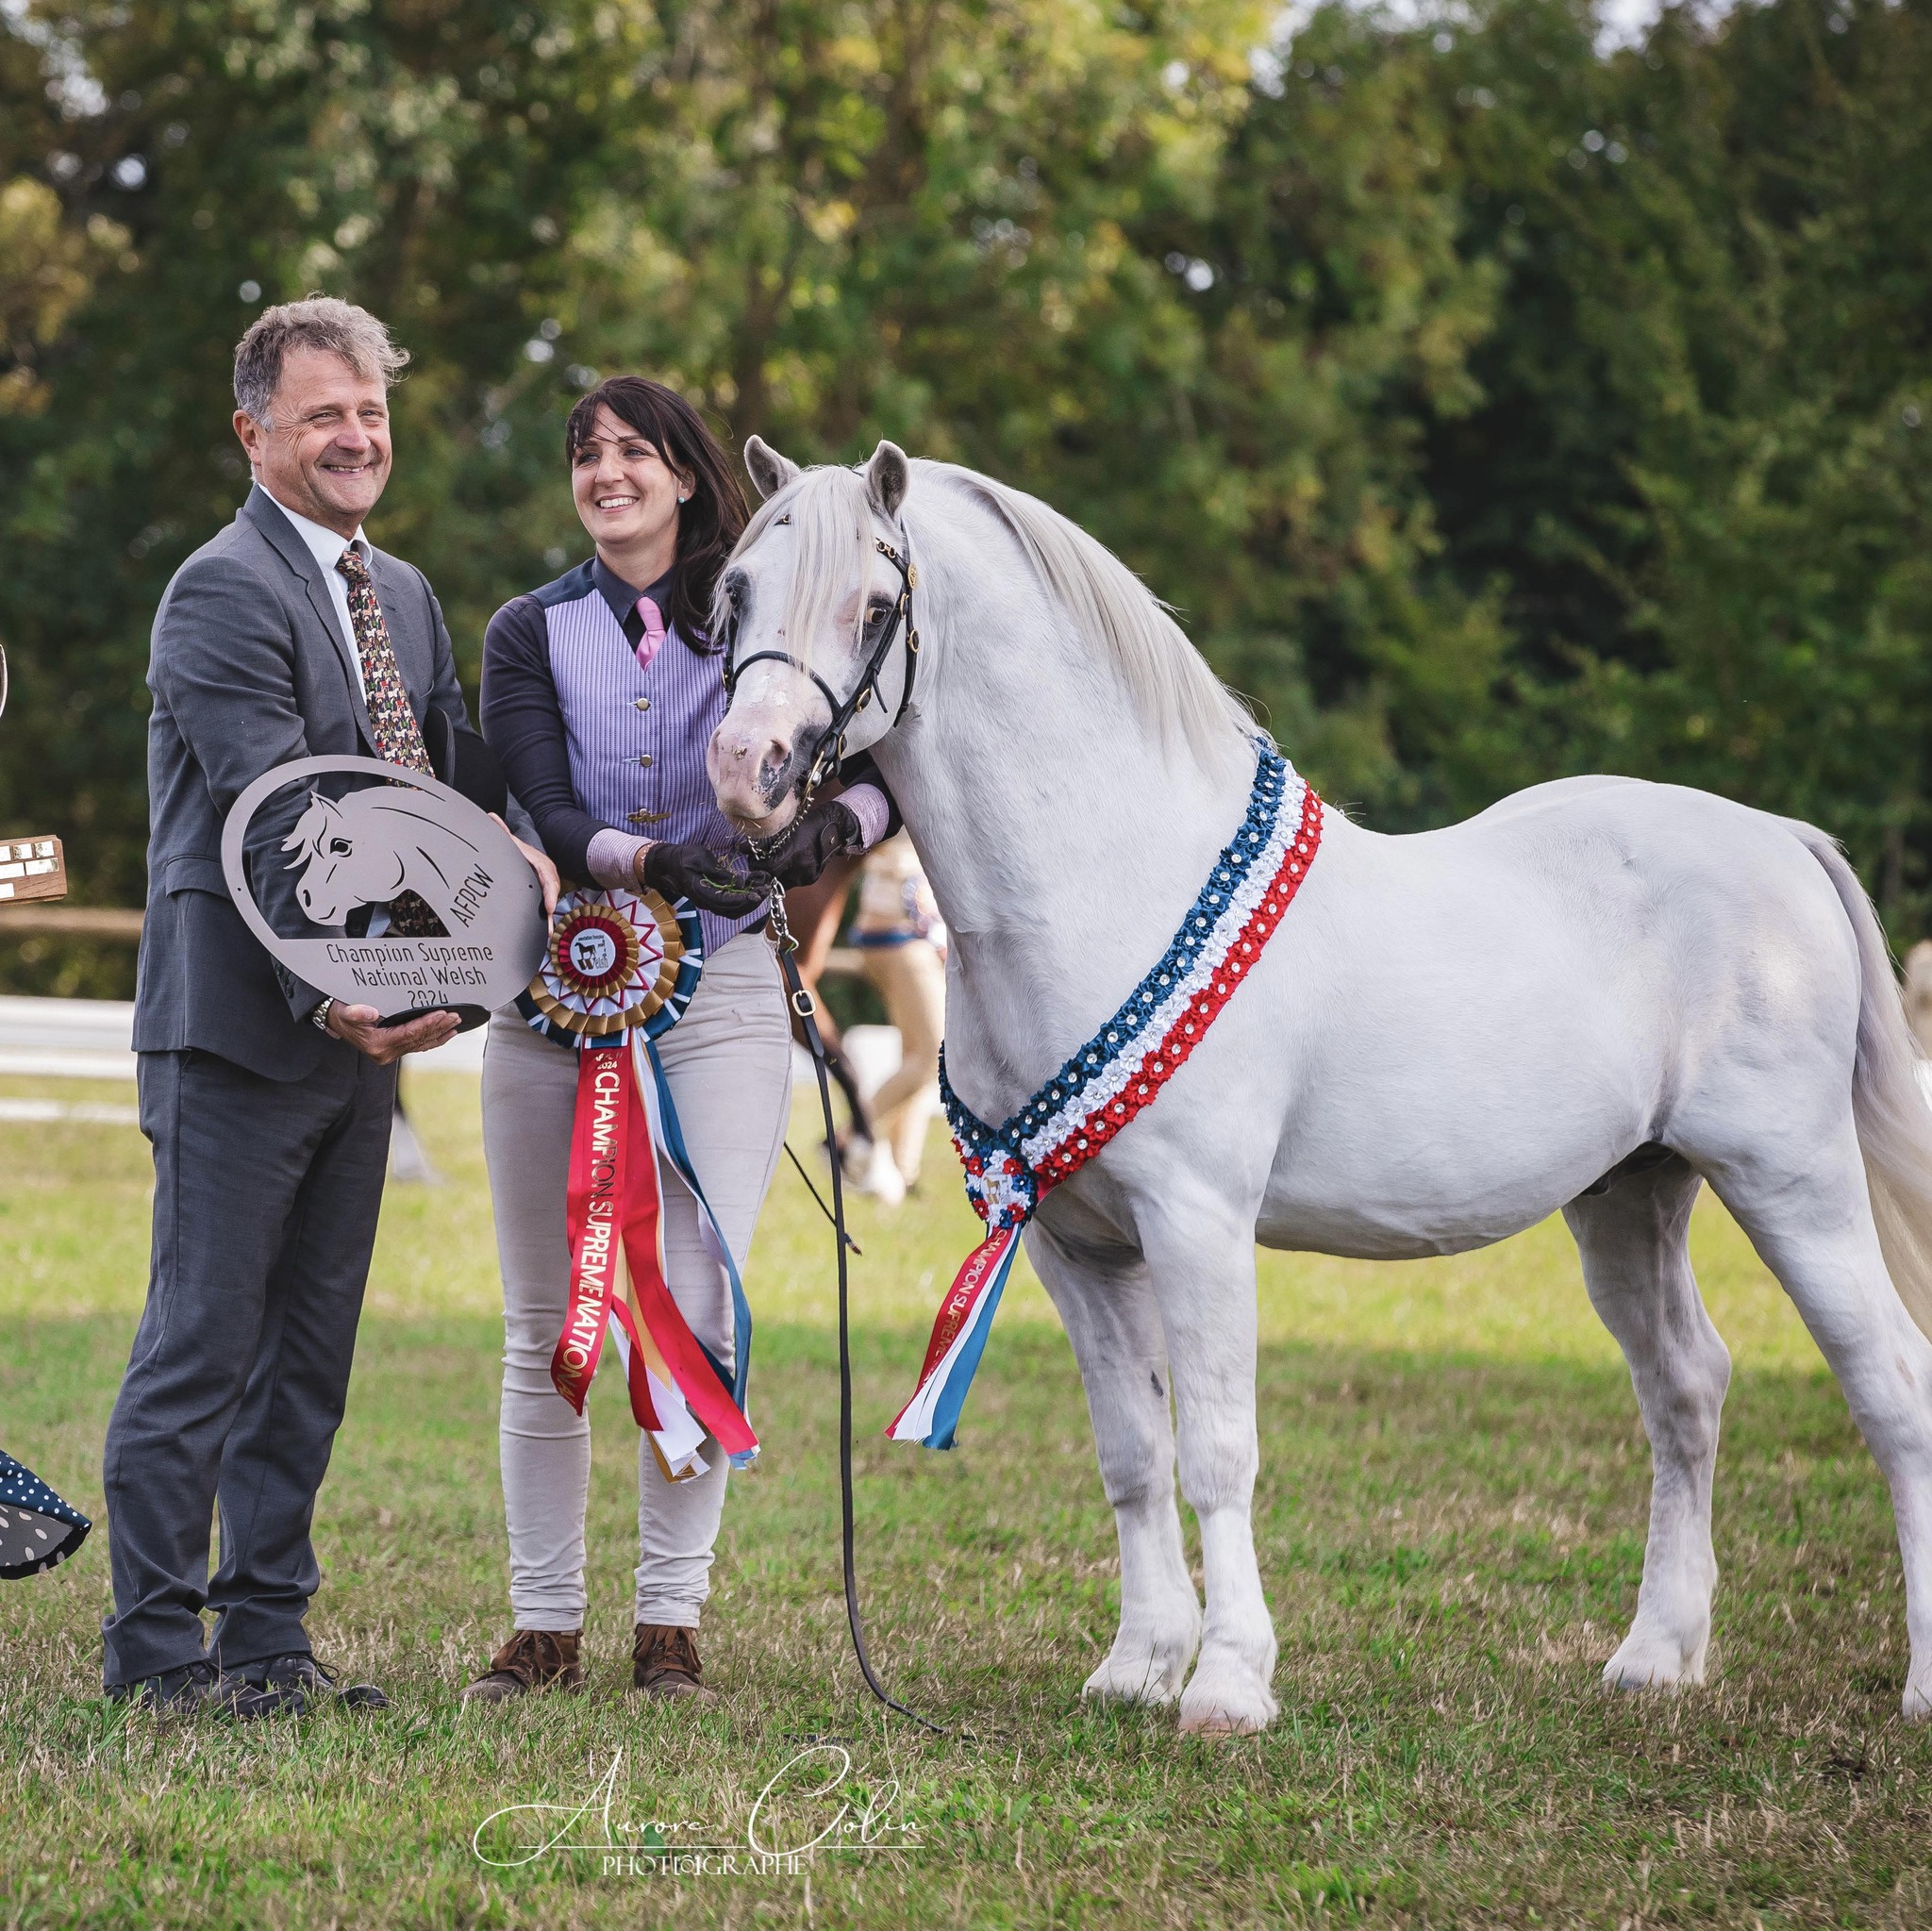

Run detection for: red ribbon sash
[[551, 1045, 758, 1461], [554, 1047, 628, 1415], [913, 1229, 1008, 1385]]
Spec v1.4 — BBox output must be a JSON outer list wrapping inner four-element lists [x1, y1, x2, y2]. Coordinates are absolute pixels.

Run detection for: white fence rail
[[0, 994, 490, 1083]]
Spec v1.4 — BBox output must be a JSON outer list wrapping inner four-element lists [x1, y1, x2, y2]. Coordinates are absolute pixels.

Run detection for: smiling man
[[100, 297, 553, 1715]]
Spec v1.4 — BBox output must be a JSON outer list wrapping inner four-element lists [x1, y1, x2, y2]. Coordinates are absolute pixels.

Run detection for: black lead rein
[[769, 884, 943, 1736], [735, 505, 939, 1729]]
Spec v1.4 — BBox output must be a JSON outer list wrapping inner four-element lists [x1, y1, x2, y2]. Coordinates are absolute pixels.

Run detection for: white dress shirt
[[262, 486, 370, 700], [263, 485, 391, 932]]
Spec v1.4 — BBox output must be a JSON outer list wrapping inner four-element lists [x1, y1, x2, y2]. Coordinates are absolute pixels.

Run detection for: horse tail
[[1786, 817, 1932, 1344]]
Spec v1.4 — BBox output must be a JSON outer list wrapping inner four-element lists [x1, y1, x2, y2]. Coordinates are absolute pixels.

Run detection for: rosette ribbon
[[889, 745, 1324, 1450], [520, 887, 758, 1479]]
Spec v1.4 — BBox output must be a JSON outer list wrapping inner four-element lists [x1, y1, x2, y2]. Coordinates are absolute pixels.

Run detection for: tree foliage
[[2, 0, 1930, 993]]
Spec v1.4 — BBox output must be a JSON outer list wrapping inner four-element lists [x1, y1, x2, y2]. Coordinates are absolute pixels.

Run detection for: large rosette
[[517, 885, 702, 1049], [512, 885, 756, 1477]]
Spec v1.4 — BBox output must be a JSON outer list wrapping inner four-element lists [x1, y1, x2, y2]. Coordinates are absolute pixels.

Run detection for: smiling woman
[[467, 375, 901, 1712]]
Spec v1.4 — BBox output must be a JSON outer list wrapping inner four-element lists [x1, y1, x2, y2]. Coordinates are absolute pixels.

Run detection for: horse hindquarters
[[1701, 824, 1932, 1720], [1562, 1151, 1731, 1691]]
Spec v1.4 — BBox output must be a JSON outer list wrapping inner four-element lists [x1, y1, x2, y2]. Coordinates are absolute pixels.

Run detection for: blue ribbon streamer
[[642, 1040, 757, 1451]]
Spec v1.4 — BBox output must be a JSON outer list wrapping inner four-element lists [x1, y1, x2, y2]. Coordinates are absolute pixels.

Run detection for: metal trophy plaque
[[222, 755, 546, 1031]]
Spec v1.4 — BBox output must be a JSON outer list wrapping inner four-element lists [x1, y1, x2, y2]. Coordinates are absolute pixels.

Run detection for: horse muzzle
[[708, 711, 815, 836]]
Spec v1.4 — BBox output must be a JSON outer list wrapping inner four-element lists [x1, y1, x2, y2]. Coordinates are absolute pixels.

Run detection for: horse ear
[[864, 441, 910, 521], [743, 435, 801, 501]]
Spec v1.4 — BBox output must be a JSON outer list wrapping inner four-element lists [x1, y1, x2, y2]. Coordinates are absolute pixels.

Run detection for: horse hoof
[[1601, 1625, 1706, 1694], [1902, 1675, 1932, 1723], [1082, 1649, 1186, 1707], [1177, 1658, 1277, 1736]]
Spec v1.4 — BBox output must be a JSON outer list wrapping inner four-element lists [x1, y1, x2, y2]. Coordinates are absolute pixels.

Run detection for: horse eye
[[327, 836, 350, 856]]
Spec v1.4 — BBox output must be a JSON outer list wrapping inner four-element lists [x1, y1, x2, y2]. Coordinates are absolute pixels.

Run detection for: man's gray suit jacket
[[134, 485, 473, 1083]]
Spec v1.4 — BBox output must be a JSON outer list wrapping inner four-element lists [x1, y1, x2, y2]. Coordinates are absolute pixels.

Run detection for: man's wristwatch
[[310, 996, 336, 1034]]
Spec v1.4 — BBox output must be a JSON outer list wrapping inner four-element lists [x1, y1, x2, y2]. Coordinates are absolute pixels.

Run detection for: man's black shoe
[[242, 1652, 389, 1711], [108, 1659, 283, 1718]]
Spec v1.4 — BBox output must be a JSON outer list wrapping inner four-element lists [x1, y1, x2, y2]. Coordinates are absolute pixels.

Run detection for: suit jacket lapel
[[240, 487, 380, 749]]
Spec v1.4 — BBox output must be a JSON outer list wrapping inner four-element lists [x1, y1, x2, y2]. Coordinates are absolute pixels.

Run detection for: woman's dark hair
[[564, 376, 749, 652]]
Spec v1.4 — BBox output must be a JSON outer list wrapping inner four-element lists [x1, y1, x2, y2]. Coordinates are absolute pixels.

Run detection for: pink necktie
[[635, 595, 667, 671]]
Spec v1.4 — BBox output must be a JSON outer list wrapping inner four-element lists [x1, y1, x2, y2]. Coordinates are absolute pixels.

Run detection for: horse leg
[[1706, 1121, 1932, 1720], [1026, 1208, 1201, 1705], [1562, 1148, 1730, 1690], [1135, 1192, 1277, 1735]]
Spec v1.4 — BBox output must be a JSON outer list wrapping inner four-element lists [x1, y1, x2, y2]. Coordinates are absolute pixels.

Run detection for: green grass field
[[4, 1066, 1930, 1927]]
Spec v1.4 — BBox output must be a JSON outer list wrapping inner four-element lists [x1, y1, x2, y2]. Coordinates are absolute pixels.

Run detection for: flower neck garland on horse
[[888, 746, 1323, 1450], [518, 886, 759, 1480]]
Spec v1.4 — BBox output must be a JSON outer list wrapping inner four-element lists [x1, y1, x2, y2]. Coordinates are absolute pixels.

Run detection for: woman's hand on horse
[[325, 1002, 462, 1064], [638, 840, 774, 917], [761, 799, 865, 888], [496, 817, 560, 918]]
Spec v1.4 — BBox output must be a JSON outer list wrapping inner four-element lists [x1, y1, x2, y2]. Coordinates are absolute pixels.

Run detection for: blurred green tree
[[2, 0, 1931, 998]]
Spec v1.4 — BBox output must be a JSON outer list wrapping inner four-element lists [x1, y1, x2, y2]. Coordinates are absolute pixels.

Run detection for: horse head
[[282, 788, 408, 925], [708, 439, 914, 839]]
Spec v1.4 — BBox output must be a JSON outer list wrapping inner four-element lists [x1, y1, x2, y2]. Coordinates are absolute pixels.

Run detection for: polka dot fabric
[[0, 1450, 92, 1579]]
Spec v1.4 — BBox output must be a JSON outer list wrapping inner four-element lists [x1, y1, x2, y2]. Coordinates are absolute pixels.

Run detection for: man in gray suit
[[102, 297, 556, 1713]]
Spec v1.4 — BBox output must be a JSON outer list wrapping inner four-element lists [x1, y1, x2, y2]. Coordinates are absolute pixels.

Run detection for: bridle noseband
[[722, 519, 920, 800]]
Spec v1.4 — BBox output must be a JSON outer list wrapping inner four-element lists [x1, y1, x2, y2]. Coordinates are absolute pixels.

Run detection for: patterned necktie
[[635, 595, 667, 671], [335, 544, 442, 936], [336, 546, 432, 774]]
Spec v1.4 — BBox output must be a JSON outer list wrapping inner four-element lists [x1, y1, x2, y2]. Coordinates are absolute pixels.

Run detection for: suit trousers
[[101, 1043, 396, 1686], [481, 931, 792, 1632]]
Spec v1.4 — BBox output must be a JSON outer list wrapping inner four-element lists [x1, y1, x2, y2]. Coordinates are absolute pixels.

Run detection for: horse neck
[[867, 539, 1254, 1122]]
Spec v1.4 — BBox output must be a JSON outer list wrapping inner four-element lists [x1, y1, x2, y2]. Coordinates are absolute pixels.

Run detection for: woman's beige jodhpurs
[[480, 931, 792, 1631]]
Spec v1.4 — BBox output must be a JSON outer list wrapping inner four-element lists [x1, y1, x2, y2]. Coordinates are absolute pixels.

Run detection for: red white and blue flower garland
[[888, 746, 1322, 1449], [519, 888, 759, 1481]]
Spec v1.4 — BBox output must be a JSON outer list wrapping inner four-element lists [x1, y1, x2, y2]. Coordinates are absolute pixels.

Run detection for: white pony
[[708, 438, 1932, 1736]]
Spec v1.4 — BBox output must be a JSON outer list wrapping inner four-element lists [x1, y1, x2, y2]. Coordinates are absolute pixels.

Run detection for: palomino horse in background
[[707, 438, 1932, 1738]]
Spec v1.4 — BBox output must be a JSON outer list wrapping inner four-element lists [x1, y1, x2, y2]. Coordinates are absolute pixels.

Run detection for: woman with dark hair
[[464, 378, 892, 1705]]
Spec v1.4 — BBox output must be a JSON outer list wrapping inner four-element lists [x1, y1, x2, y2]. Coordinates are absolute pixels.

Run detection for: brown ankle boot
[[461, 1629, 584, 1706], [632, 1623, 716, 1702]]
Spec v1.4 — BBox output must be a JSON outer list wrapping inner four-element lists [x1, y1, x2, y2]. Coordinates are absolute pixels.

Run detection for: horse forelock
[[721, 465, 882, 677]]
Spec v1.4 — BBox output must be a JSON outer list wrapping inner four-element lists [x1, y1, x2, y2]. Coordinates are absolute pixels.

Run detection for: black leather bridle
[[722, 518, 920, 801]]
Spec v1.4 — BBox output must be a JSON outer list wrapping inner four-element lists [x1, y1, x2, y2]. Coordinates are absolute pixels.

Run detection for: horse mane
[[930, 463, 1255, 771], [725, 459, 1255, 774]]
